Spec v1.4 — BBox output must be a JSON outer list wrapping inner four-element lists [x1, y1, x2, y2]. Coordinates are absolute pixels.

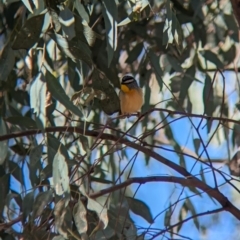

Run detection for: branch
[[144, 108, 240, 125], [89, 176, 208, 199], [150, 207, 224, 240], [229, 0, 240, 28], [0, 126, 240, 220], [0, 215, 22, 231]]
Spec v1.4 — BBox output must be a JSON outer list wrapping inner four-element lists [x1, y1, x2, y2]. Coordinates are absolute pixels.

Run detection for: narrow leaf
[[0, 44, 15, 82], [5, 116, 37, 129], [102, 0, 117, 66], [200, 50, 224, 69], [73, 200, 88, 235], [75, 0, 89, 23], [148, 50, 163, 89], [0, 167, 9, 215], [87, 197, 108, 229], [46, 71, 83, 117], [59, 7, 76, 40], [185, 198, 200, 230], [22, 191, 34, 222], [12, 14, 45, 49], [52, 150, 70, 195], [0, 118, 8, 164], [22, 0, 33, 13], [126, 196, 153, 224], [32, 190, 53, 220]]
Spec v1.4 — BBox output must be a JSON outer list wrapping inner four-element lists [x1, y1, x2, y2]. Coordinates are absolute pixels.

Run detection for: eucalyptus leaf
[[5, 116, 37, 129], [22, 191, 34, 223], [22, 0, 33, 13], [49, 33, 92, 67], [148, 50, 163, 89], [32, 190, 53, 220], [0, 167, 9, 215], [0, 118, 8, 164], [59, 7, 76, 40], [199, 50, 224, 69], [87, 197, 108, 229], [52, 150, 70, 195], [75, 0, 89, 23], [0, 44, 15, 82], [46, 71, 83, 118], [8, 161, 23, 185], [102, 0, 117, 66], [73, 200, 88, 235], [12, 14, 46, 50], [126, 196, 153, 224]]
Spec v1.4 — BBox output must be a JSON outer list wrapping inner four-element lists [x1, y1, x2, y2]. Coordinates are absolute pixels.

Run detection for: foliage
[[0, 0, 240, 239]]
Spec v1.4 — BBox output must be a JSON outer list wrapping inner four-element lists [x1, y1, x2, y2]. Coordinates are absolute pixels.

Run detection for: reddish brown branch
[[0, 126, 240, 220], [229, 0, 240, 29], [0, 215, 22, 231], [89, 176, 209, 198], [150, 207, 224, 239]]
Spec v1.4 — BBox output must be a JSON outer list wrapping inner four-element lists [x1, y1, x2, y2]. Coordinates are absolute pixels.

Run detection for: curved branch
[[89, 176, 208, 199], [0, 126, 240, 220], [150, 207, 224, 240]]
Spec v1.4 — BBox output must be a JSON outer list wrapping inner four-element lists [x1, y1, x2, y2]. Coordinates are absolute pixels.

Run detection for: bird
[[119, 75, 143, 115]]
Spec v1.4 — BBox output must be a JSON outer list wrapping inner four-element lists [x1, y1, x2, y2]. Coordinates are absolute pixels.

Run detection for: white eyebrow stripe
[[122, 79, 134, 84]]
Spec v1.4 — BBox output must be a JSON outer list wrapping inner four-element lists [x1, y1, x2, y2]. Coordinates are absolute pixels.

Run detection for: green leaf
[[29, 73, 46, 127], [203, 73, 214, 132], [177, 202, 187, 232], [22, 191, 34, 223], [90, 176, 113, 184], [52, 150, 70, 195], [5, 116, 37, 130], [125, 42, 144, 64], [73, 200, 88, 235], [0, 44, 15, 82], [29, 145, 43, 168], [193, 138, 200, 154], [75, 0, 89, 23], [32, 190, 53, 220], [74, 15, 98, 47], [29, 145, 42, 185], [0, 167, 9, 215], [164, 202, 172, 227], [224, 14, 238, 42], [108, 206, 134, 234], [167, 54, 183, 72], [200, 50, 224, 69], [188, 185, 201, 196], [8, 161, 23, 184], [91, 69, 120, 115], [54, 197, 70, 238], [59, 7, 76, 40], [185, 198, 200, 230], [0, 118, 8, 164], [22, 0, 33, 13], [118, 17, 132, 26], [40, 164, 52, 181], [46, 71, 83, 118], [49, 33, 92, 67], [12, 14, 46, 50], [126, 196, 153, 224], [87, 197, 108, 229], [179, 65, 196, 104], [102, 0, 118, 66], [47, 134, 69, 159], [91, 226, 115, 240], [52, 236, 66, 240], [148, 50, 163, 89]]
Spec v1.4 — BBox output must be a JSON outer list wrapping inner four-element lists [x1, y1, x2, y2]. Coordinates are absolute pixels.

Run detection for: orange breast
[[119, 89, 143, 114]]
